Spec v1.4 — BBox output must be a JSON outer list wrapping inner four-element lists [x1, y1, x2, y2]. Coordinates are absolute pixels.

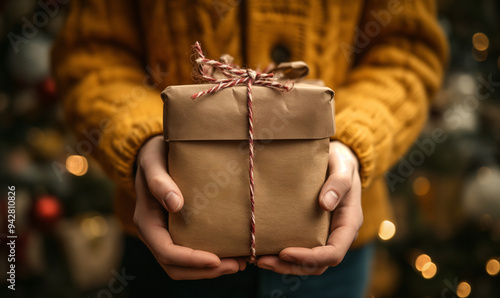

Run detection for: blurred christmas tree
[[370, 0, 500, 297], [0, 1, 122, 297]]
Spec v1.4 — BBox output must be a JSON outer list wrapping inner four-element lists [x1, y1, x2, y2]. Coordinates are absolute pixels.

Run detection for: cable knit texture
[[51, 0, 448, 247]]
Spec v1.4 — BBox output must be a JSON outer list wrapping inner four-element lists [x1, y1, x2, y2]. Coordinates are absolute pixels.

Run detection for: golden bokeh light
[[486, 258, 500, 276], [378, 220, 396, 240], [80, 215, 109, 238], [421, 262, 437, 279], [66, 155, 89, 176], [472, 33, 489, 51], [413, 176, 430, 196], [456, 281, 471, 298], [415, 254, 431, 271]]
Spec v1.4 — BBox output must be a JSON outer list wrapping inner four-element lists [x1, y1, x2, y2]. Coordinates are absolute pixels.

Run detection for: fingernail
[[204, 261, 220, 268], [258, 263, 274, 271], [239, 262, 247, 271], [322, 190, 338, 211], [164, 192, 181, 212], [223, 268, 238, 275], [280, 254, 296, 263]]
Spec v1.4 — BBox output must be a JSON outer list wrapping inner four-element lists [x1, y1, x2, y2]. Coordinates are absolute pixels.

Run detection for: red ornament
[[32, 195, 62, 230], [36, 77, 57, 104]]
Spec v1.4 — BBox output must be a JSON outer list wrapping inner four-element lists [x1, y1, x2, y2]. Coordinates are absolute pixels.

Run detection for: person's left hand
[[257, 141, 363, 275]]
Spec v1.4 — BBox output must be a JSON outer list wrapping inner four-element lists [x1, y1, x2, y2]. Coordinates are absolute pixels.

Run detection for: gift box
[[161, 44, 335, 259]]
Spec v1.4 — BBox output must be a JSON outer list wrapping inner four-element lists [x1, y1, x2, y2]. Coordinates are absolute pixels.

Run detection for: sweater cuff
[[110, 115, 163, 197], [330, 111, 375, 188]]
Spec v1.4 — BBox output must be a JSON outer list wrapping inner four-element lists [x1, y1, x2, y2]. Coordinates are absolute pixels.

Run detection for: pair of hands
[[134, 136, 363, 280]]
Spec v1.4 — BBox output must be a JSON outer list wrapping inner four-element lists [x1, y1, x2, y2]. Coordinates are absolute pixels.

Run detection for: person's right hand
[[133, 135, 246, 280]]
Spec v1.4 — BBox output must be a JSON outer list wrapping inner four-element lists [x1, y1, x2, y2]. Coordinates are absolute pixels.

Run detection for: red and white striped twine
[[191, 42, 291, 263]]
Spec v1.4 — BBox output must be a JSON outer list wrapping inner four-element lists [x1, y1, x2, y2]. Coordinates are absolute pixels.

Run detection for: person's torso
[[135, 0, 364, 90]]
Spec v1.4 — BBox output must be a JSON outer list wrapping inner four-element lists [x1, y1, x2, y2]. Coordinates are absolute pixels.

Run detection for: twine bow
[[191, 42, 292, 263]]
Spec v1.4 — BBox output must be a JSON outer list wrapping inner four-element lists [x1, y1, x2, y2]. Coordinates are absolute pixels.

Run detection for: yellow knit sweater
[[51, 0, 448, 247]]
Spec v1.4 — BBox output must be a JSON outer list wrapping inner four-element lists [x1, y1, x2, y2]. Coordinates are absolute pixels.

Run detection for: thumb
[[147, 172, 184, 213], [137, 136, 184, 213], [319, 171, 352, 211], [319, 141, 358, 211], [318, 157, 355, 212]]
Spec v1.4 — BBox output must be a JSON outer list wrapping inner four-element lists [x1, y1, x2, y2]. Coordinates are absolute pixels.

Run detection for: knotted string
[[191, 42, 291, 263]]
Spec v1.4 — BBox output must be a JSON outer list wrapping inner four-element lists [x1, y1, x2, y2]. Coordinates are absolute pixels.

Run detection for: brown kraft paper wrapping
[[161, 83, 335, 258]]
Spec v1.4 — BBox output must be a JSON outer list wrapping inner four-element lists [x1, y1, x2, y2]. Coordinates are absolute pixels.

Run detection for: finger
[[319, 142, 359, 211], [139, 136, 184, 212], [134, 170, 221, 269], [257, 256, 328, 275], [319, 170, 352, 212], [323, 185, 363, 262], [278, 220, 360, 267], [284, 175, 363, 267], [163, 258, 241, 280], [235, 257, 248, 271], [278, 225, 356, 267]]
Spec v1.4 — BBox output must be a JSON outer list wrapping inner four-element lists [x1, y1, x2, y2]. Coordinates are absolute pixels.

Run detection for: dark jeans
[[123, 235, 374, 298]]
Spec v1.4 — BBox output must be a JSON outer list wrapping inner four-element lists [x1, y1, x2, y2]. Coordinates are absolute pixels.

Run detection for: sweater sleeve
[[51, 0, 163, 196], [331, 0, 448, 188]]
